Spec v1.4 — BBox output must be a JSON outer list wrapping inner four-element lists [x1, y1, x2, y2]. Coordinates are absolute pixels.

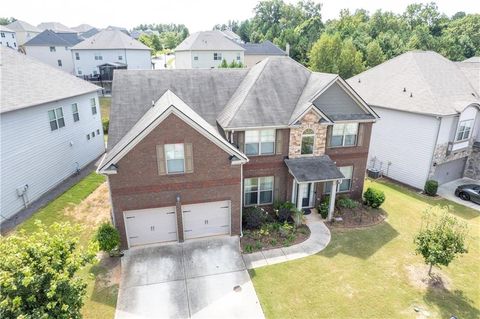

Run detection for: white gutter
[[240, 163, 244, 238]]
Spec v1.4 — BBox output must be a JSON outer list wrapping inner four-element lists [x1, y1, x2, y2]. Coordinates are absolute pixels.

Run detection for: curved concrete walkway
[[242, 212, 331, 269]]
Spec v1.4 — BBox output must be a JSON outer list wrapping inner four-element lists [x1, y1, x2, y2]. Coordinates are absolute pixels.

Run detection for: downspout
[[240, 161, 244, 238], [427, 116, 442, 181]]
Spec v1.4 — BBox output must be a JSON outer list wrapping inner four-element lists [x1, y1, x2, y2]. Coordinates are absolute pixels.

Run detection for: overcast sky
[[3, 0, 479, 32]]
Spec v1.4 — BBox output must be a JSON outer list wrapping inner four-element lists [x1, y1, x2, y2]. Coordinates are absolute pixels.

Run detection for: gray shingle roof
[[71, 29, 149, 50], [0, 47, 99, 113], [240, 40, 286, 56], [7, 20, 41, 32], [0, 25, 14, 33], [463, 56, 480, 63], [37, 22, 76, 33], [72, 24, 95, 33], [175, 31, 244, 51], [457, 59, 480, 94], [348, 51, 480, 116], [285, 156, 345, 182], [79, 28, 99, 39], [24, 29, 82, 46]]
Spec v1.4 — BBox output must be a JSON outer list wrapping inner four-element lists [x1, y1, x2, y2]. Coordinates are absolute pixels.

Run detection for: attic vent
[[358, 78, 361, 83], [410, 92, 413, 98], [472, 93, 476, 97], [151, 100, 155, 107], [403, 87, 406, 92]]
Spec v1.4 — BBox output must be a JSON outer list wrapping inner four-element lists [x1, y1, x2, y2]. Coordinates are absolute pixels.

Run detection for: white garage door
[[433, 157, 467, 184], [182, 200, 230, 240], [124, 207, 177, 247]]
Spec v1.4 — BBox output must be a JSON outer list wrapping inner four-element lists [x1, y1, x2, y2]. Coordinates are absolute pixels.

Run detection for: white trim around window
[[72, 103, 80, 122], [329, 123, 358, 147], [245, 129, 275, 156], [164, 143, 185, 174], [90, 98, 97, 115], [244, 176, 274, 206], [324, 166, 353, 194], [48, 107, 65, 131], [455, 119, 473, 142], [301, 128, 315, 155]]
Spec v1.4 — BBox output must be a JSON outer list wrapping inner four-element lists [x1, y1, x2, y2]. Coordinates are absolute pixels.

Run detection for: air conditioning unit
[[367, 168, 381, 179]]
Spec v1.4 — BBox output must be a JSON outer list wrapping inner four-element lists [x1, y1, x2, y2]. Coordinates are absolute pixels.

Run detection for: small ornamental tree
[[219, 59, 229, 68], [414, 207, 468, 276], [95, 222, 121, 256], [0, 221, 96, 319], [424, 179, 439, 196]]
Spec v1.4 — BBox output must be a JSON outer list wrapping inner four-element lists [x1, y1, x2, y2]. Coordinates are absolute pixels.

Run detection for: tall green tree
[[0, 222, 96, 318], [0, 17, 15, 25], [365, 40, 385, 68], [308, 33, 342, 74], [338, 38, 364, 78]]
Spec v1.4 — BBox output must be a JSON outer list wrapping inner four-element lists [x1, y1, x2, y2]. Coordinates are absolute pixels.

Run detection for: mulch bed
[[327, 205, 386, 228], [241, 224, 311, 253]]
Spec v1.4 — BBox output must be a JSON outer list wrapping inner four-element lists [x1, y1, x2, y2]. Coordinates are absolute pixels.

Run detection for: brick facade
[[109, 114, 241, 249]]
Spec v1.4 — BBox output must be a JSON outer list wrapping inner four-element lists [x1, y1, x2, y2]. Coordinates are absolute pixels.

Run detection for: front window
[[49, 46, 56, 52], [118, 55, 123, 60], [71, 103, 80, 122], [94, 53, 103, 60], [244, 176, 274, 206], [236, 53, 241, 61], [48, 107, 65, 131], [194, 56, 198, 61], [90, 98, 97, 115], [245, 129, 275, 155], [301, 129, 315, 155], [213, 52, 222, 61], [324, 166, 353, 193], [456, 120, 473, 141], [165, 143, 185, 174], [1, 33, 4, 38], [75, 52, 80, 60], [57, 59, 62, 67], [330, 123, 358, 147]]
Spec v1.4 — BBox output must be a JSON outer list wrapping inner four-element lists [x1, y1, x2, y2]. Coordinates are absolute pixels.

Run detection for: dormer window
[[301, 129, 315, 155], [456, 119, 473, 141]]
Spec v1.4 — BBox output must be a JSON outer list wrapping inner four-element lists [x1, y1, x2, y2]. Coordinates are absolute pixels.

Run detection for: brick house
[[98, 57, 379, 249]]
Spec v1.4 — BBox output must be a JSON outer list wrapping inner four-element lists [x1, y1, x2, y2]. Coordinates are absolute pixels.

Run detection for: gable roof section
[[24, 29, 83, 46], [71, 29, 149, 50], [7, 20, 41, 32], [217, 57, 311, 128], [175, 31, 244, 51], [456, 59, 480, 95], [72, 24, 95, 32], [108, 68, 248, 149], [0, 47, 99, 113], [37, 22, 76, 33], [348, 51, 480, 116], [98, 90, 248, 173], [240, 41, 286, 56], [0, 25, 14, 33]]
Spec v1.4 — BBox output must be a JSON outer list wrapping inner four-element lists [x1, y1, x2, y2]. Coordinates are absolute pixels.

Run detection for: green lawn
[[15, 172, 117, 319], [100, 97, 111, 121], [251, 179, 480, 318]]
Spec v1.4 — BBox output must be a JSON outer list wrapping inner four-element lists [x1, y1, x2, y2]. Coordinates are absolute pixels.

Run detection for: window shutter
[[156, 145, 166, 175], [185, 143, 194, 173], [237, 131, 245, 152], [326, 126, 332, 147], [275, 130, 283, 155], [357, 123, 364, 147]]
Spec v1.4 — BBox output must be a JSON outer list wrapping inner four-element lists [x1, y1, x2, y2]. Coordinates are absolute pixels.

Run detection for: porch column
[[327, 180, 338, 221], [296, 182, 302, 211]]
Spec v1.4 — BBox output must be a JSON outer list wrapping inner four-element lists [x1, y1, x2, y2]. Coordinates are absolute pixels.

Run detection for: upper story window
[[118, 55, 123, 60], [0, 33, 5, 38], [12, 33, 15, 38], [72, 103, 80, 122], [456, 119, 473, 141], [244, 176, 274, 206], [245, 129, 275, 155], [194, 56, 198, 61], [330, 123, 358, 147], [301, 129, 315, 155], [165, 143, 185, 174], [94, 53, 103, 60], [236, 53, 241, 61], [57, 59, 62, 67], [49, 46, 56, 52], [48, 107, 65, 131], [90, 98, 97, 115], [213, 52, 222, 61], [75, 52, 80, 60]]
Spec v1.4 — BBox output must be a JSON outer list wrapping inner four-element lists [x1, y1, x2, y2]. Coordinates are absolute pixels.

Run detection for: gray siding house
[[349, 51, 480, 189], [0, 47, 105, 224]]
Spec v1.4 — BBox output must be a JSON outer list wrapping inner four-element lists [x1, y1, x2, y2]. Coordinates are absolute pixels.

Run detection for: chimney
[[285, 43, 290, 57]]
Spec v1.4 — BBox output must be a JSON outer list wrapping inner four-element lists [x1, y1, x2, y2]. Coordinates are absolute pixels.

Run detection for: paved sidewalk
[[242, 213, 331, 269]]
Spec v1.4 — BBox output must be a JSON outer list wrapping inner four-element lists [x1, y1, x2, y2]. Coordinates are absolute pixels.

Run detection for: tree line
[[214, 0, 480, 78], [134, 23, 190, 55]]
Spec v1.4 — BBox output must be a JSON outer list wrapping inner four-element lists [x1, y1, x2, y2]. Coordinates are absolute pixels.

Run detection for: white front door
[[124, 206, 177, 247], [182, 200, 231, 240], [297, 182, 315, 208]]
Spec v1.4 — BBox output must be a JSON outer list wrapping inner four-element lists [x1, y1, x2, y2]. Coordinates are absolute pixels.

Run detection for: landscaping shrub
[[95, 222, 120, 254], [424, 179, 439, 196], [292, 208, 304, 227], [318, 195, 330, 219], [102, 118, 109, 134], [337, 197, 358, 209], [363, 187, 386, 208], [277, 207, 292, 222], [243, 206, 268, 230]]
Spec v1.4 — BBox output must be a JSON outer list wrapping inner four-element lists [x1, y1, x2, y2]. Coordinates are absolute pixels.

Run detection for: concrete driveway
[[115, 236, 265, 319], [438, 178, 480, 211]]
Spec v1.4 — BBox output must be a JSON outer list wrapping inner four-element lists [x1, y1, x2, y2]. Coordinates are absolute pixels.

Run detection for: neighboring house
[[0, 26, 17, 49], [6, 19, 41, 46], [175, 30, 245, 69], [349, 51, 480, 189], [24, 29, 83, 74], [0, 47, 105, 224], [71, 29, 151, 77], [37, 22, 76, 33], [131, 29, 160, 40], [220, 29, 242, 43], [240, 40, 287, 67], [71, 24, 95, 33], [97, 56, 379, 248], [78, 27, 100, 40]]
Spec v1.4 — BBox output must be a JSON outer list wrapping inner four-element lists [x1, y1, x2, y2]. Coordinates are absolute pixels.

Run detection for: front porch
[[285, 155, 345, 221]]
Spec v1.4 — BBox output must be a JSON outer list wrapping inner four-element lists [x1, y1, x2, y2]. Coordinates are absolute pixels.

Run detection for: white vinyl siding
[[244, 176, 274, 206], [175, 50, 245, 69], [24, 45, 76, 74], [368, 107, 439, 189], [1, 93, 105, 222]]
